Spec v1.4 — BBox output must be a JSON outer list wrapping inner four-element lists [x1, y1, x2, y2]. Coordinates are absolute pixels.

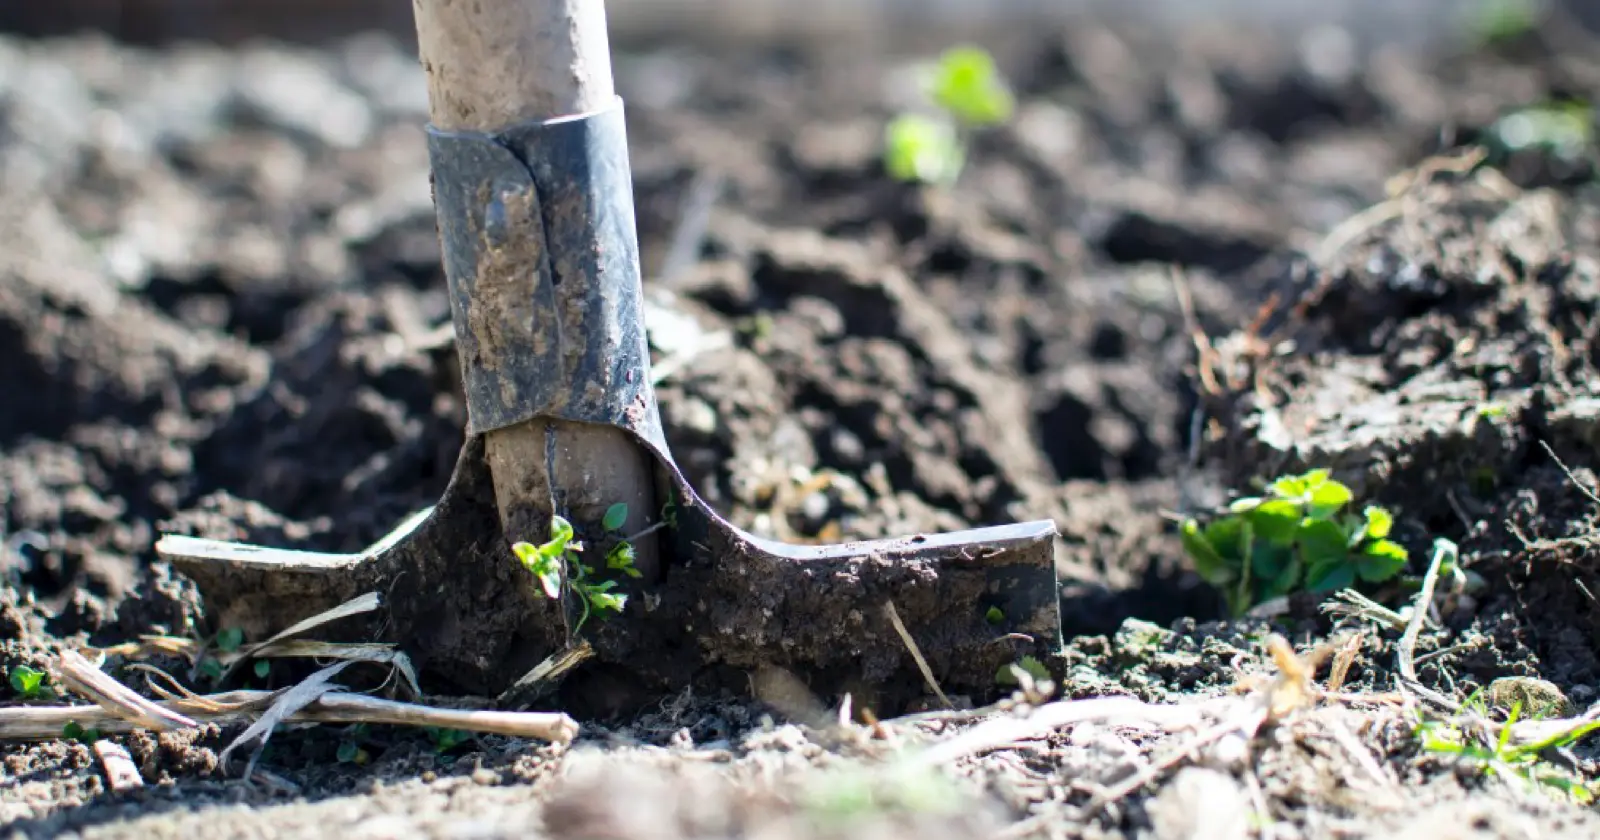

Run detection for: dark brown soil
[[6, 7, 1600, 839]]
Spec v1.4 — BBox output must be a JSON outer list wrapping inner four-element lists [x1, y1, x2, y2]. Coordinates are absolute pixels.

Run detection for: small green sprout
[[426, 727, 471, 754], [216, 626, 245, 653], [253, 660, 271, 680], [336, 740, 369, 765], [1180, 469, 1410, 616], [884, 115, 964, 184], [336, 723, 372, 765], [984, 606, 1005, 625], [1465, 0, 1543, 45], [995, 655, 1051, 687], [512, 511, 641, 635], [1489, 100, 1594, 164], [884, 45, 1014, 185], [1417, 696, 1600, 804], [929, 46, 1016, 126], [9, 664, 48, 700], [62, 721, 101, 744]]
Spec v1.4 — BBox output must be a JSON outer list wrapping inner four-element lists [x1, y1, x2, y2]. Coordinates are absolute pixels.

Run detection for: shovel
[[155, 0, 1063, 714]]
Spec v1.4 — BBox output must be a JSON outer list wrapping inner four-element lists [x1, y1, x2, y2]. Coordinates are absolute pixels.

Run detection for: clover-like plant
[[8, 664, 48, 701], [884, 45, 1015, 185], [512, 503, 640, 635], [1180, 469, 1409, 616]]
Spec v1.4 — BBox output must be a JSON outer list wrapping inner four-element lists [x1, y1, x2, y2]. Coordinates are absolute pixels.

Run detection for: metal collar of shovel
[[156, 96, 1064, 712]]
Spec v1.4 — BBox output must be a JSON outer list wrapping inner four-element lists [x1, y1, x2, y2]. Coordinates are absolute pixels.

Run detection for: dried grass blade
[[218, 661, 353, 778], [57, 649, 196, 732], [245, 640, 422, 698]]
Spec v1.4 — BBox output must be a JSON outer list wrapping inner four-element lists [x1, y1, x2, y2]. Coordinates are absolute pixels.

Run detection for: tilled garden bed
[[5, 12, 1600, 839]]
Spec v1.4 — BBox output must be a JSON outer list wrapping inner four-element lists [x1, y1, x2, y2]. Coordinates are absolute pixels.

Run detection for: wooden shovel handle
[[410, 0, 661, 589], [413, 0, 617, 131]]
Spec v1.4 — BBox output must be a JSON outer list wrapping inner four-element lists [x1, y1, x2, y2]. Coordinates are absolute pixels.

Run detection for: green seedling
[[512, 505, 642, 635], [9, 664, 49, 701], [1465, 0, 1543, 45], [425, 727, 471, 754], [216, 626, 245, 653], [194, 625, 247, 686], [1417, 696, 1600, 804], [336, 723, 373, 765], [884, 45, 1015, 185], [62, 721, 101, 744], [1489, 99, 1594, 165], [994, 655, 1051, 687], [1180, 469, 1410, 617]]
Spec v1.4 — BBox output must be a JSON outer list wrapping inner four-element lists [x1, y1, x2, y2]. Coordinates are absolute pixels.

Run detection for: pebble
[[470, 766, 499, 786]]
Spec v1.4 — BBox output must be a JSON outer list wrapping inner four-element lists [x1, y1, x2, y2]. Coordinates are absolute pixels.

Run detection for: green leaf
[[1257, 550, 1304, 600], [1308, 479, 1354, 518], [1250, 545, 1295, 585], [930, 46, 1015, 127], [606, 541, 637, 572], [1203, 518, 1248, 559], [336, 740, 368, 764], [1362, 506, 1394, 540], [253, 660, 270, 679], [429, 727, 470, 753], [1296, 518, 1348, 562], [1305, 559, 1356, 593], [536, 567, 562, 600], [985, 606, 1005, 625], [216, 627, 244, 653], [588, 590, 628, 614], [995, 655, 1050, 686], [1181, 519, 1236, 585], [884, 113, 965, 184], [1247, 499, 1304, 546], [1227, 496, 1264, 514], [1272, 469, 1328, 499], [9, 665, 44, 698], [61, 721, 99, 743], [602, 503, 629, 533], [1356, 539, 1409, 582], [1248, 544, 1299, 588], [549, 516, 574, 546]]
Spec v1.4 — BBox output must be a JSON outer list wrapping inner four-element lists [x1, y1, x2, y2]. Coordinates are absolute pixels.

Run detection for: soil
[[6, 9, 1600, 840]]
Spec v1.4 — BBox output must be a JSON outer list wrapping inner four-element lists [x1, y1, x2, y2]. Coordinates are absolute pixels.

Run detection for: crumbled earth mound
[[6, 11, 1600, 840]]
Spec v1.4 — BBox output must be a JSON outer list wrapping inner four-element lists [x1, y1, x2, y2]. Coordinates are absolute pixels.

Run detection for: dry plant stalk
[[57, 649, 197, 732], [0, 687, 580, 744], [884, 600, 953, 710]]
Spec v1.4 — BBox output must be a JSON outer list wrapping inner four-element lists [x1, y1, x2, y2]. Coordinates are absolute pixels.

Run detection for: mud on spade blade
[[156, 98, 1064, 712]]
